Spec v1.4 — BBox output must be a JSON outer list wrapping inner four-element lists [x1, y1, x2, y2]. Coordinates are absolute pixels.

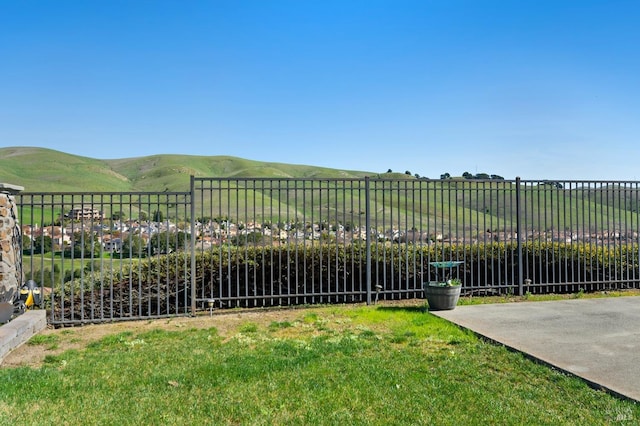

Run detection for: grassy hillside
[[0, 147, 373, 192], [0, 147, 132, 192], [106, 154, 374, 192], [4, 147, 639, 233]]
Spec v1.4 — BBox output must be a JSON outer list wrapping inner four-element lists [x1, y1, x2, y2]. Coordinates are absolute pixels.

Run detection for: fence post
[[516, 177, 523, 296], [190, 175, 197, 316], [365, 177, 372, 305]]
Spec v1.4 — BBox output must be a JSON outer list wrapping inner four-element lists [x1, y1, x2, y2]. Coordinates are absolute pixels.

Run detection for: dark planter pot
[[423, 282, 461, 311]]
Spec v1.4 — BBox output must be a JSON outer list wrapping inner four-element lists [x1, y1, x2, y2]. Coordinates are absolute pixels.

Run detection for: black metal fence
[[16, 177, 640, 325]]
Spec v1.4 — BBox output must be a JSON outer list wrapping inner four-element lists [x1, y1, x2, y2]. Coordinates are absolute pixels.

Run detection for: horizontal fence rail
[[15, 177, 640, 325]]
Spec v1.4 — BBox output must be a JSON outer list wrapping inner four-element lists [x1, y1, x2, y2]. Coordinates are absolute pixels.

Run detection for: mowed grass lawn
[[1, 303, 638, 425]]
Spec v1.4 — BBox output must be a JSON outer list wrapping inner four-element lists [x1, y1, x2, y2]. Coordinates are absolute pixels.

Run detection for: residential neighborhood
[[20, 209, 638, 256]]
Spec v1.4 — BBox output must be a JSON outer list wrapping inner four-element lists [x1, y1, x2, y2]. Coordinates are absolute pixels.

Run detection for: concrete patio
[[432, 296, 640, 402]]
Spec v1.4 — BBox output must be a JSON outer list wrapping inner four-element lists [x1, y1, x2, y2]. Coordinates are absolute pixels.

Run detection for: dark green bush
[[52, 241, 640, 321]]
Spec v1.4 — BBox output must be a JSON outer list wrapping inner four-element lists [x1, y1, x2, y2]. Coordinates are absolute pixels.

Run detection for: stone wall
[[0, 184, 23, 305]]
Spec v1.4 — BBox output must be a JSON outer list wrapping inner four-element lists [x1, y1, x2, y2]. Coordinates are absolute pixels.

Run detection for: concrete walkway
[[0, 310, 47, 364], [432, 296, 640, 402]]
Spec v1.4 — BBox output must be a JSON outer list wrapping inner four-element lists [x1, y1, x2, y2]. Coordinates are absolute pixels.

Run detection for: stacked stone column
[[0, 183, 23, 305]]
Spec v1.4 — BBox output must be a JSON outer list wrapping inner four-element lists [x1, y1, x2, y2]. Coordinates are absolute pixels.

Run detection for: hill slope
[[0, 147, 374, 192], [3, 147, 637, 233], [0, 147, 132, 192]]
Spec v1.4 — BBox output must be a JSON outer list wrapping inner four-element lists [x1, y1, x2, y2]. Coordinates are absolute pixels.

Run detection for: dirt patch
[[1, 299, 426, 369]]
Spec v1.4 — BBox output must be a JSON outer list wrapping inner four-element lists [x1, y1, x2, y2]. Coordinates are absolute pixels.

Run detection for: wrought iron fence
[[16, 177, 640, 325], [18, 191, 192, 325]]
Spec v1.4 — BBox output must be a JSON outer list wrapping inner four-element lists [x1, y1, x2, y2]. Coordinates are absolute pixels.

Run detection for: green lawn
[[22, 252, 140, 282], [1, 304, 638, 425]]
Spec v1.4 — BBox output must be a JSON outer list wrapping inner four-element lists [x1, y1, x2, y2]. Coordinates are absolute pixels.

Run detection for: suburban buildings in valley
[[20, 215, 637, 256]]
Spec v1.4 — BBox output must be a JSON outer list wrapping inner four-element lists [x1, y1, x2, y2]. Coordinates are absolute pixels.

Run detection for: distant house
[[21, 224, 35, 240], [66, 207, 104, 220], [42, 226, 72, 246], [103, 238, 123, 253]]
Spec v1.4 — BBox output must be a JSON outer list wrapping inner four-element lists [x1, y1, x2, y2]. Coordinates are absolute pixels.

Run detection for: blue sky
[[2, 1, 639, 180]]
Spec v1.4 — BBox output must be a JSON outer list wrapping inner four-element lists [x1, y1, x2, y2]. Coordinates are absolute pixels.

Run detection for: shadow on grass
[[375, 305, 428, 314]]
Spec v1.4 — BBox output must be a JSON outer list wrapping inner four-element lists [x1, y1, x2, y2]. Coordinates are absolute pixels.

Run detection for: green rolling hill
[[0, 147, 374, 192], [0, 147, 132, 192], [2, 147, 638, 234]]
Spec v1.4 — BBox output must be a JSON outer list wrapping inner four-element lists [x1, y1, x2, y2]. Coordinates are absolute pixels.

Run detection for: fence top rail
[[19, 191, 192, 196], [193, 176, 370, 183], [520, 180, 640, 185], [193, 176, 640, 185]]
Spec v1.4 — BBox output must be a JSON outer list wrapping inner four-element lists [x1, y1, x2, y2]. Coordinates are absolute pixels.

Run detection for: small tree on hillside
[[112, 211, 126, 221], [153, 210, 164, 223]]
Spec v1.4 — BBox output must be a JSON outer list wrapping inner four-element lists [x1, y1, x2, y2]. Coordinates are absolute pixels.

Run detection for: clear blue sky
[[2, 1, 639, 180]]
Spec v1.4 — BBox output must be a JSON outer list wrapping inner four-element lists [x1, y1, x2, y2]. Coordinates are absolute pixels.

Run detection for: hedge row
[[49, 241, 640, 322]]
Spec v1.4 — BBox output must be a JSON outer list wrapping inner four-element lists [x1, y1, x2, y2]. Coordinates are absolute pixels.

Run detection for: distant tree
[[386, 169, 392, 173], [23, 235, 53, 255], [231, 231, 263, 246], [152, 210, 164, 223], [121, 235, 148, 258], [414, 173, 420, 179], [475, 173, 490, 180], [541, 181, 563, 189], [462, 172, 473, 179], [22, 237, 33, 254], [440, 172, 451, 180], [65, 231, 101, 258], [149, 231, 190, 254], [490, 174, 504, 180], [138, 211, 148, 221], [111, 211, 126, 221], [405, 170, 411, 175]]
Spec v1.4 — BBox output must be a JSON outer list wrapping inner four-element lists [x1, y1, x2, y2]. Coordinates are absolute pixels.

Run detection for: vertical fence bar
[[190, 176, 196, 315], [516, 177, 523, 295], [636, 182, 640, 286], [365, 176, 372, 305]]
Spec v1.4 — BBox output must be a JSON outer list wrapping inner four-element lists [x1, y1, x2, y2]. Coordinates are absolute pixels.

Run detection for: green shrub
[[51, 241, 640, 321]]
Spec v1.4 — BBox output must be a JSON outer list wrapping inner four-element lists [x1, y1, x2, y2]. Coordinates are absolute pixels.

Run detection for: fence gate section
[[190, 178, 373, 310], [19, 191, 192, 325]]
